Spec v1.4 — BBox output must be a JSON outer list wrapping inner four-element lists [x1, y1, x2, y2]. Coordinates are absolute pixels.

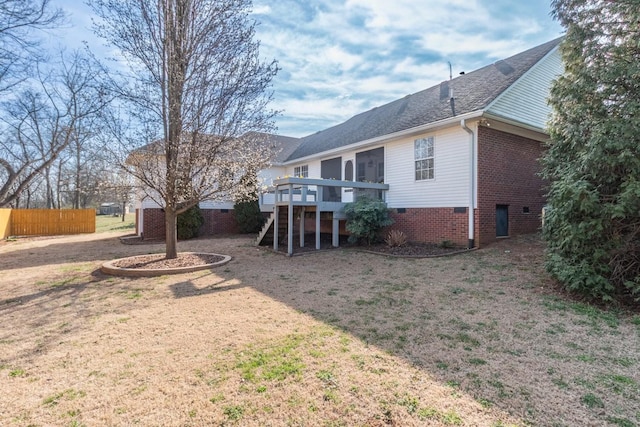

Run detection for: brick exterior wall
[[476, 126, 546, 246], [141, 208, 239, 239], [387, 208, 471, 247], [200, 209, 240, 235], [142, 208, 166, 239]]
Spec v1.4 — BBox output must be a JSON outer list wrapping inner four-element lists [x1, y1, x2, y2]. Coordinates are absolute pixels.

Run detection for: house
[[134, 133, 302, 239], [136, 37, 564, 250]]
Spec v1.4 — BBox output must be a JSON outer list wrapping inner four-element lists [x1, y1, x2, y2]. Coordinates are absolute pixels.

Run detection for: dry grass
[[0, 232, 639, 426]]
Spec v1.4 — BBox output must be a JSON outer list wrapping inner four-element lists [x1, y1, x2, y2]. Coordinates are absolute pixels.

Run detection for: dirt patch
[[1, 232, 638, 426]]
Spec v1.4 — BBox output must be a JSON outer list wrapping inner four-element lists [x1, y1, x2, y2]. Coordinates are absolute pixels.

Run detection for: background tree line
[[0, 0, 279, 259], [0, 0, 131, 211]]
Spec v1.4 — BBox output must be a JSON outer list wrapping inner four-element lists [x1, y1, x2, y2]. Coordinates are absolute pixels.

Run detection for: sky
[[49, 0, 564, 138]]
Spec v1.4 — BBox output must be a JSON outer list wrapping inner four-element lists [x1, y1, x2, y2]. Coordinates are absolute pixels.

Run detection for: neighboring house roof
[[244, 132, 302, 164], [128, 132, 302, 165], [286, 37, 563, 161]]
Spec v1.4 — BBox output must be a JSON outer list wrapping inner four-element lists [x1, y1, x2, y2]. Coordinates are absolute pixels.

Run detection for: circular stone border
[[101, 252, 232, 277]]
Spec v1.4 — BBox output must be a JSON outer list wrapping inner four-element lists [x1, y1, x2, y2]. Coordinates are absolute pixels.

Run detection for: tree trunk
[[165, 208, 178, 259], [122, 201, 126, 222]]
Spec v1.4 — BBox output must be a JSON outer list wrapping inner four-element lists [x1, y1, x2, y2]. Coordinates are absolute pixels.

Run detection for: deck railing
[[259, 177, 389, 211]]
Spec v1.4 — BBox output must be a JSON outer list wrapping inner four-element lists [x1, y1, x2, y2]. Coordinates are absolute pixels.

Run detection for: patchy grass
[[0, 233, 639, 426], [95, 214, 135, 233]]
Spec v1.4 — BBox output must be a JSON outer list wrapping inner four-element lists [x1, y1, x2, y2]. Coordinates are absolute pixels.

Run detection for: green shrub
[[344, 196, 394, 245], [541, 6, 640, 302], [233, 198, 265, 233], [177, 205, 204, 240]]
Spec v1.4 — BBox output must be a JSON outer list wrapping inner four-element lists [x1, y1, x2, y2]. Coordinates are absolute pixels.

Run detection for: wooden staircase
[[255, 207, 292, 246]]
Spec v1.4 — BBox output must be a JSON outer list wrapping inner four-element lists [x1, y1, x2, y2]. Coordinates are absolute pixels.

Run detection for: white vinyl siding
[[487, 47, 563, 130], [286, 162, 320, 179], [385, 126, 471, 208], [199, 200, 234, 209], [140, 198, 233, 210], [258, 166, 284, 186]]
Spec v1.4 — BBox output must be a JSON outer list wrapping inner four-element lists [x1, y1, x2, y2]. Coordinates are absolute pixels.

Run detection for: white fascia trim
[[283, 110, 485, 165], [482, 112, 549, 140]]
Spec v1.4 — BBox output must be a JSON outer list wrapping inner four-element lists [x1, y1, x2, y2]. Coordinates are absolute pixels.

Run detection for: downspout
[[460, 119, 475, 249]]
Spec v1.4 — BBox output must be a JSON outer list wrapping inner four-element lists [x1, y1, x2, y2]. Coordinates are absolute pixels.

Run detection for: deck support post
[[273, 205, 279, 251], [299, 207, 305, 248], [288, 184, 294, 256], [316, 209, 321, 250], [332, 215, 339, 248]]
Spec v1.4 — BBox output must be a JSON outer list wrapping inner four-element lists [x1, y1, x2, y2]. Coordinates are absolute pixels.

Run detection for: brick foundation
[[141, 208, 239, 239], [200, 209, 239, 235], [476, 126, 546, 246], [387, 207, 471, 247], [142, 208, 166, 239]]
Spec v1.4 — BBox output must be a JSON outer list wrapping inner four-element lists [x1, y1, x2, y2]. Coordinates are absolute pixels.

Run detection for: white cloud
[[51, 0, 563, 137], [252, 5, 272, 15]]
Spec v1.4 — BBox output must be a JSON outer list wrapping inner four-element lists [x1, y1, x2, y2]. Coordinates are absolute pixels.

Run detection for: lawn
[[0, 233, 638, 426], [95, 214, 135, 233]]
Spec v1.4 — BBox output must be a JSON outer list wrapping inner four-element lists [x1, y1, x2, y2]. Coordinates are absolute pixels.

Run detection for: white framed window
[[414, 137, 434, 180], [294, 164, 308, 178]]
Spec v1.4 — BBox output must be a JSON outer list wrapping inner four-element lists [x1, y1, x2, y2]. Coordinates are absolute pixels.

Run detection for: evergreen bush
[[177, 205, 204, 240], [542, 1, 640, 302], [344, 196, 394, 245], [233, 198, 265, 233]]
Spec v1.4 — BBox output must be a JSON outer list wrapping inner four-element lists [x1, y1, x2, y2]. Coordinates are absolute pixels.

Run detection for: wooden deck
[[257, 177, 389, 255]]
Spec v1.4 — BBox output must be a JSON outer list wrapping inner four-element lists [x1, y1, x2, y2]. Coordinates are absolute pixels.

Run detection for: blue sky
[[50, 0, 563, 137]]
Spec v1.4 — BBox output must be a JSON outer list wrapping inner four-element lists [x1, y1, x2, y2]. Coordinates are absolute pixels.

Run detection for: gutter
[[460, 119, 475, 249]]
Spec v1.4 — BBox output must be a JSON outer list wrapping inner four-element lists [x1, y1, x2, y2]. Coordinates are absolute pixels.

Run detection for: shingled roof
[[286, 37, 562, 161], [243, 132, 302, 164]]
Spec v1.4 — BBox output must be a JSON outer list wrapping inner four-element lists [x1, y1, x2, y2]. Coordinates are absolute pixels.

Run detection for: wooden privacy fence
[[1, 209, 95, 238]]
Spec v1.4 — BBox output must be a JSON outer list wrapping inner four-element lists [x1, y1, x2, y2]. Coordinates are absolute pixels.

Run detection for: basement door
[[496, 205, 509, 237]]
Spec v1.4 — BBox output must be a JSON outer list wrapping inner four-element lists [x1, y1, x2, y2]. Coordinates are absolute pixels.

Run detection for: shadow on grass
[[0, 233, 164, 270]]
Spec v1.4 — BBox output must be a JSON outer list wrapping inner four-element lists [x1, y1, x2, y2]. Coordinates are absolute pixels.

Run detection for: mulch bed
[[272, 233, 466, 257], [111, 253, 225, 269], [359, 242, 468, 257]]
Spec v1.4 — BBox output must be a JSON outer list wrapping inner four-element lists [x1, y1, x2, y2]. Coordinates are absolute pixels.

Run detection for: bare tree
[[90, 0, 278, 259], [0, 0, 65, 92], [0, 51, 111, 207], [97, 168, 134, 222]]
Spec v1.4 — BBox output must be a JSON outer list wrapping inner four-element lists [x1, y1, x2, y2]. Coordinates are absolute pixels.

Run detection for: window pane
[[415, 139, 425, 159], [415, 137, 434, 180]]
